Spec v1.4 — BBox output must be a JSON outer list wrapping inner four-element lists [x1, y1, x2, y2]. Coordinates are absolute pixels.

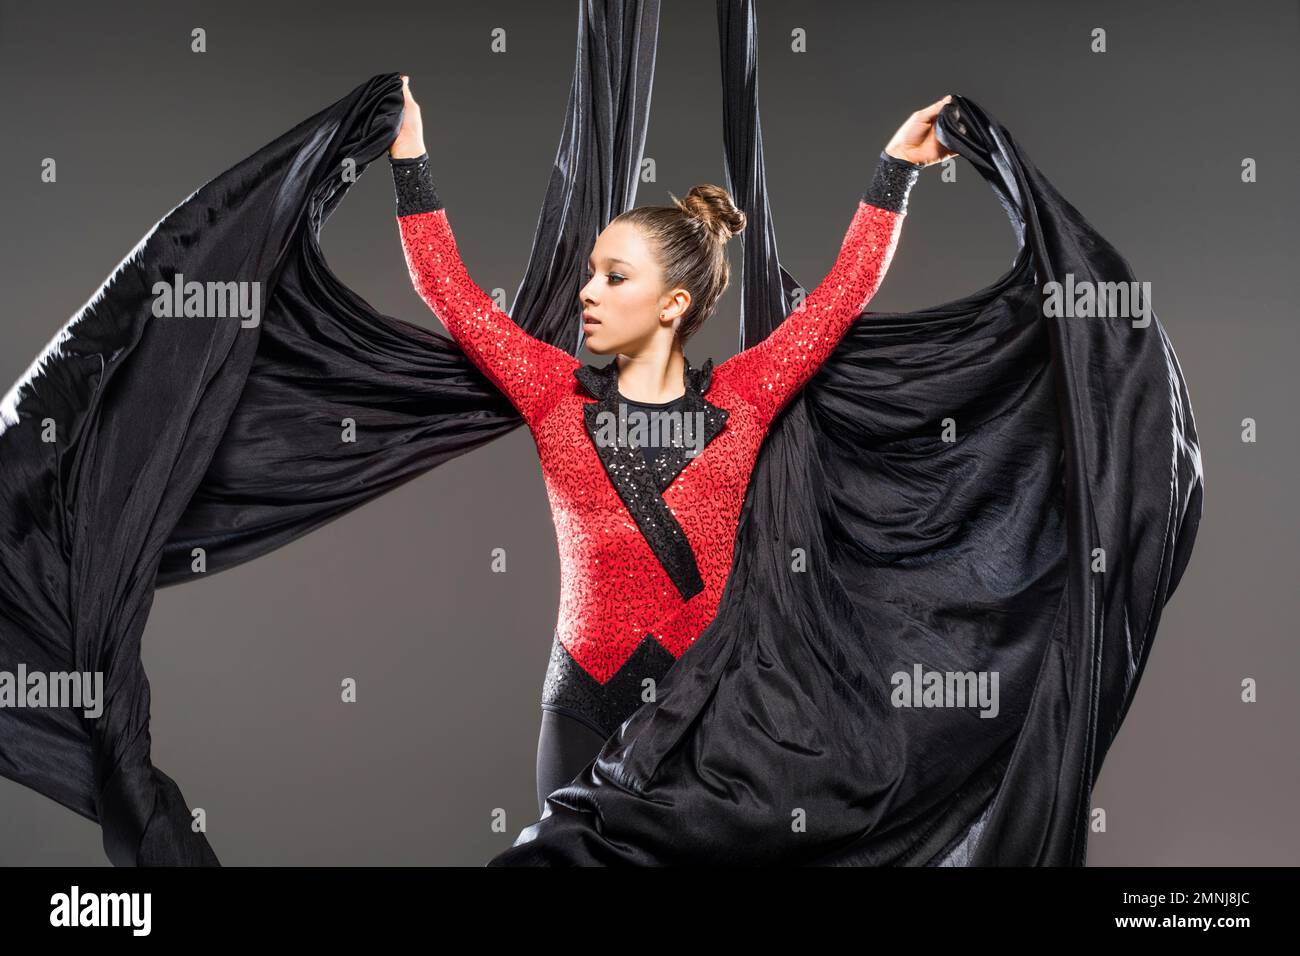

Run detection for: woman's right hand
[[390, 75, 427, 159]]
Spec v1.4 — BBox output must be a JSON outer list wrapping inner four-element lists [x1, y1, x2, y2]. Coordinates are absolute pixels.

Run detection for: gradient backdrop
[[0, 0, 1295, 865]]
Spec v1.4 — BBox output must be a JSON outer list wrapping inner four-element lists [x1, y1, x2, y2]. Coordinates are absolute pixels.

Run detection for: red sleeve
[[395, 206, 577, 430], [715, 200, 905, 427]]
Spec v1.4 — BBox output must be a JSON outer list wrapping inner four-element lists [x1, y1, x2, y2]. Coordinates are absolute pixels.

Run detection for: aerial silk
[[0, 0, 1202, 866]]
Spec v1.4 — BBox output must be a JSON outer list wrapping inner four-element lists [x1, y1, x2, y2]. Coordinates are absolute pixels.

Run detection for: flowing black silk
[[0, 0, 1201, 866]]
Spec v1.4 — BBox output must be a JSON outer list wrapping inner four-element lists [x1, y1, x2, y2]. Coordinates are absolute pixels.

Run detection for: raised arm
[[714, 150, 921, 427], [390, 152, 577, 429]]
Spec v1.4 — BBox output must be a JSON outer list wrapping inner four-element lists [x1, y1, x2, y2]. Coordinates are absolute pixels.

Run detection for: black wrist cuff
[[863, 150, 922, 214], [390, 152, 443, 215]]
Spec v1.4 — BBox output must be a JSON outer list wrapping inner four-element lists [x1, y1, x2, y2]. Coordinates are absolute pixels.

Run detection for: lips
[[582, 313, 601, 325]]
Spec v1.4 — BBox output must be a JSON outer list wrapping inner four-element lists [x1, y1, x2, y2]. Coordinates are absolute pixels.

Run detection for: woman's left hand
[[885, 95, 958, 166], [390, 75, 427, 159]]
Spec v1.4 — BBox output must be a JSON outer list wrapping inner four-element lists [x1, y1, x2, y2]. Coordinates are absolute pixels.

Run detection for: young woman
[[388, 75, 954, 814]]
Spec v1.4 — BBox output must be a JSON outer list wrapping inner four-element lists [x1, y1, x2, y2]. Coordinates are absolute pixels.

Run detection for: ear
[[662, 287, 692, 325]]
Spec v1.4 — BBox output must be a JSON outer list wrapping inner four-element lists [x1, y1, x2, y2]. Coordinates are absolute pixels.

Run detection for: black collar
[[572, 356, 729, 601], [572, 353, 715, 402]]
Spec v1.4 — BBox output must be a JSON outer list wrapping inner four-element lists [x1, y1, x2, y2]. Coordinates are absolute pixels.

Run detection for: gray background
[[0, 0, 1295, 865]]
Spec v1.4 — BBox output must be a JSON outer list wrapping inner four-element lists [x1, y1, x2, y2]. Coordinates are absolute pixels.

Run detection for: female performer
[[387, 75, 953, 814]]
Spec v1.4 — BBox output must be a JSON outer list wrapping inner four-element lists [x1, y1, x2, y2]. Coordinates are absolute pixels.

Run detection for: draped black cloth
[[0, 0, 1201, 866]]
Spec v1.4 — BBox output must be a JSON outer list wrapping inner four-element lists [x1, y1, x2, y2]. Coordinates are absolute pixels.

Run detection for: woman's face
[[580, 222, 684, 355]]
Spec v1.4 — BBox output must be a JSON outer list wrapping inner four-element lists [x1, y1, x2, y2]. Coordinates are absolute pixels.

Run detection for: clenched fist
[[390, 75, 426, 159], [885, 95, 957, 167]]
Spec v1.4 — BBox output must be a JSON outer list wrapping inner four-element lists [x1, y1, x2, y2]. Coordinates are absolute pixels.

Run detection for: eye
[[608, 273, 626, 284]]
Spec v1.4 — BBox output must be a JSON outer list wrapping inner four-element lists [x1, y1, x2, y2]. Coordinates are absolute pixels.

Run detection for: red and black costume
[[390, 151, 920, 774]]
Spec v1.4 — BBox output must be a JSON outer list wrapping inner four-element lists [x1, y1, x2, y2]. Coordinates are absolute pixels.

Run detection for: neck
[[615, 344, 687, 403]]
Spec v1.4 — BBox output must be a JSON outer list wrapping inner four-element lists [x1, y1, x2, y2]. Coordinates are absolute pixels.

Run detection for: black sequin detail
[[618, 395, 689, 471], [541, 631, 678, 738], [863, 150, 921, 214], [389, 152, 443, 216]]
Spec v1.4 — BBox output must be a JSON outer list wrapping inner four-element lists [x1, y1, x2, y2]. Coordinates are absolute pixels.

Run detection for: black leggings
[[535, 707, 608, 815]]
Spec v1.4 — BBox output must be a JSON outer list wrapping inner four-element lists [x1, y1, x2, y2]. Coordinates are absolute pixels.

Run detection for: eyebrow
[[587, 256, 633, 268]]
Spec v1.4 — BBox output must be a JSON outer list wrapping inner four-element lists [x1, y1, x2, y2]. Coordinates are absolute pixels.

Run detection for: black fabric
[[0, 0, 1201, 866], [536, 708, 608, 817], [619, 394, 688, 471]]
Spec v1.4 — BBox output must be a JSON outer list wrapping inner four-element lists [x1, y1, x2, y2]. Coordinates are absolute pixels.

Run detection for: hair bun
[[669, 184, 747, 242]]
